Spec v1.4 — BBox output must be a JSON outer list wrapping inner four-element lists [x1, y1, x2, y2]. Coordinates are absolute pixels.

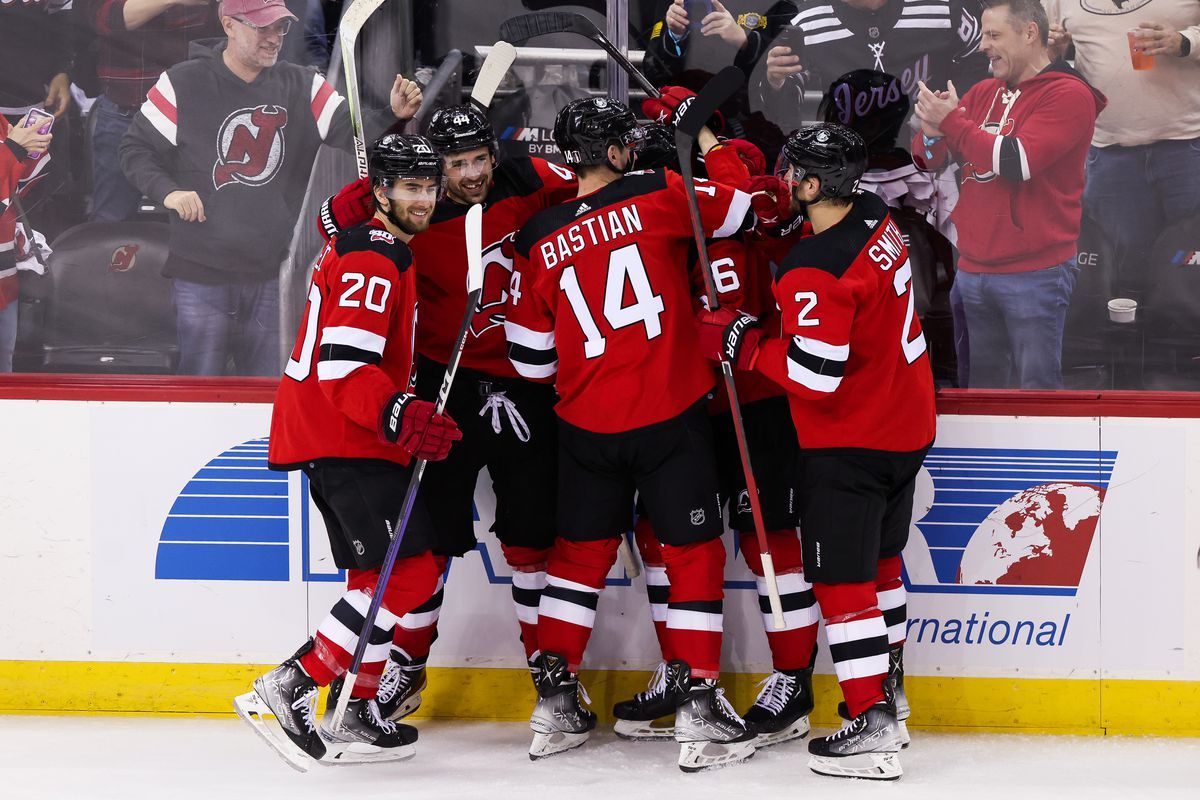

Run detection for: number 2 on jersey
[[560, 243, 665, 359], [893, 260, 927, 364]]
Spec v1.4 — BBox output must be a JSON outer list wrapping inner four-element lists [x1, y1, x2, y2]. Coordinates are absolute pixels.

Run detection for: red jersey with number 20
[[754, 191, 936, 452], [506, 169, 751, 433], [269, 219, 419, 470]]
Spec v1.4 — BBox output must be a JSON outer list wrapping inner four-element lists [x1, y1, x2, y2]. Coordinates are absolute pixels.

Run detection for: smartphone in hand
[[686, 0, 714, 31], [20, 108, 55, 161]]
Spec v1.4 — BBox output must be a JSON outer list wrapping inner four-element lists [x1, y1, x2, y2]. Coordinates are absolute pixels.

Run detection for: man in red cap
[[120, 0, 424, 377]]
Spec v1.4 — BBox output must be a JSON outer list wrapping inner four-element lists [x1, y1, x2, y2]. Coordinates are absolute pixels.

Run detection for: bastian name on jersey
[[538, 205, 646, 269]]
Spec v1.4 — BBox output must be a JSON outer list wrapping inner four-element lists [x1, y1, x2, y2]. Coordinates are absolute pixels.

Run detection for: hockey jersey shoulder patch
[[334, 224, 414, 271]]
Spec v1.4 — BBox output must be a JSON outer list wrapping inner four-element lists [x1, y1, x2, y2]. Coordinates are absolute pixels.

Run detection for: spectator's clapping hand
[[1135, 22, 1187, 57], [44, 73, 72, 118], [700, 2, 748, 49], [666, 0, 690, 37], [164, 190, 206, 223], [766, 45, 803, 90], [915, 80, 960, 137], [1047, 23, 1072, 61], [390, 76, 423, 121], [6, 123, 51, 157]]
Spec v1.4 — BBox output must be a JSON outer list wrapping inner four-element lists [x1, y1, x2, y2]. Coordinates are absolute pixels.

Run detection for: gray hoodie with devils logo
[[121, 40, 392, 284]]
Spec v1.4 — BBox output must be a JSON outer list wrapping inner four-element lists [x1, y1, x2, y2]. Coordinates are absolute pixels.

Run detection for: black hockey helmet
[[552, 97, 644, 167], [425, 104, 498, 156], [634, 122, 678, 171], [778, 123, 868, 199], [817, 70, 911, 153], [369, 133, 443, 187]]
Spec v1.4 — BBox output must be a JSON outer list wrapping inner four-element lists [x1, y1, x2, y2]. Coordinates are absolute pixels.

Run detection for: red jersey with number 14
[[754, 191, 936, 452], [506, 169, 751, 433], [269, 220, 419, 470]]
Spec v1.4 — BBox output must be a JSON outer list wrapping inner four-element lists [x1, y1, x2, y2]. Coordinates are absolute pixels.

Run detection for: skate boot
[[233, 640, 326, 772], [836, 646, 910, 748], [670, 660, 756, 773], [529, 652, 596, 760], [742, 665, 814, 748], [809, 700, 903, 780], [374, 650, 426, 722], [320, 677, 418, 765], [612, 661, 682, 740]]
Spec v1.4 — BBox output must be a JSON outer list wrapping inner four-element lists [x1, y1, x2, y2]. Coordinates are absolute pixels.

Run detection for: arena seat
[[1141, 212, 1200, 390], [1062, 212, 1117, 388], [40, 222, 177, 374]]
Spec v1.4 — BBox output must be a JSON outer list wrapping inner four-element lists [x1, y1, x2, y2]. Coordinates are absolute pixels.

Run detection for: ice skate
[[670, 660, 756, 773], [233, 641, 326, 772], [742, 666, 814, 748], [809, 701, 903, 780], [374, 650, 426, 722], [612, 661, 682, 740], [836, 646, 911, 748], [320, 677, 418, 765], [529, 652, 596, 760]]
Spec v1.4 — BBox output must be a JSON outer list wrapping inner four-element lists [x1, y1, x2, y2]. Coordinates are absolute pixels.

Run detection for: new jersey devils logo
[[212, 105, 288, 190], [471, 233, 517, 338], [109, 244, 139, 273], [962, 117, 1017, 183]]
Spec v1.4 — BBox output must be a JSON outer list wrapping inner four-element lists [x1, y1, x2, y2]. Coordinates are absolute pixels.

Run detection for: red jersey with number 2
[[754, 191, 936, 452], [269, 219, 419, 469], [505, 169, 752, 433]]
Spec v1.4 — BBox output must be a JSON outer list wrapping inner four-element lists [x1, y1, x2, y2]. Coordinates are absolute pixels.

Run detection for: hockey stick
[[339, 0, 389, 179], [471, 41, 518, 109], [674, 66, 786, 631], [331, 204, 486, 732], [498, 12, 661, 99]]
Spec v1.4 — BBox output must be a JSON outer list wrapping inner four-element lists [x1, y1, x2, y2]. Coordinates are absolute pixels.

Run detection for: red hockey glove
[[744, 175, 793, 230], [719, 138, 766, 177], [642, 86, 724, 133], [697, 307, 762, 371], [318, 176, 374, 241], [382, 393, 463, 462]]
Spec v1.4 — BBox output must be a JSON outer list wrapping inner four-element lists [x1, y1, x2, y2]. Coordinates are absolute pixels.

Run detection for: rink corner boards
[[0, 662, 1197, 738]]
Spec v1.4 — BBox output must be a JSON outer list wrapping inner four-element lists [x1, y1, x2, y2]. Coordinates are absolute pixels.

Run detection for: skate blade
[[613, 717, 676, 741], [233, 691, 315, 773], [752, 716, 811, 749], [318, 739, 416, 766], [677, 739, 756, 773], [808, 750, 902, 781], [529, 730, 590, 760]]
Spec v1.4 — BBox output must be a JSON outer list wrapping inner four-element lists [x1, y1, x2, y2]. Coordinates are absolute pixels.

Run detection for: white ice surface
[[1, 716, 1197, 800]]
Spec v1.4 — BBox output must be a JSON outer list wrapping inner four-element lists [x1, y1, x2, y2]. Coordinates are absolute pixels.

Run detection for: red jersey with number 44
[[754, 191, 936, 452], [506, 169, 751, 433], [269, 220, 419, 469]]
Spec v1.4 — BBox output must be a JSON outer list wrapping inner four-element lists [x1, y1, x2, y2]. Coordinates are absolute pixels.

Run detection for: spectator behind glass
[[648, 0, 798, 76], [1044, 0, 1200, 298], [119, 0, 422, 376], [78, 0, 221, 223], [912, 0, 1105, 389], [0, 116, 52, 372], [756, 0, 989, 132]]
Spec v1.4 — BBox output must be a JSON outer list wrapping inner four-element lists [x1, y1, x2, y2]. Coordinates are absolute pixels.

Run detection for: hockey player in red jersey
[[698, 124, 936, 780], [505, 97, 756, 772], [235, 134, 462, 771], [316, 104, 577, 722]]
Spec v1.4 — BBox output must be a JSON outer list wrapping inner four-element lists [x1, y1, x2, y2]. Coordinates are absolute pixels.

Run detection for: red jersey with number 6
[[268, 219, 420, 470], [754, 191, 936, 452], [506, 169, 752, 433]]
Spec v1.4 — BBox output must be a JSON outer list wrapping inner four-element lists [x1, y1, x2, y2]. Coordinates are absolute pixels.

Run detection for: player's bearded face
[[443, 147, 494, 204], [378, 178, 442, 235]]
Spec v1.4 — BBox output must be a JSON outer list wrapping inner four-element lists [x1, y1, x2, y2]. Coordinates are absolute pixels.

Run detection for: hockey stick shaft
[[673, 70, 786, 631], [339, 0, 388, 180], [471, 41, 517, 109], [498, 12, 660, 98]]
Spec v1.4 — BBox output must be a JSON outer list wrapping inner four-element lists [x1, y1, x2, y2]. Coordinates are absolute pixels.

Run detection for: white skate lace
[[479, 392, 531, 442], [636, 662, 669, 703], [827, 713, 866, 741], [576, 680, 592, 707], [713, 686, 747, 727], [292, 687, 319, 733], [752, 671, 797, 715], [376, 660, 401, 703], [367, 699, 399, 734]]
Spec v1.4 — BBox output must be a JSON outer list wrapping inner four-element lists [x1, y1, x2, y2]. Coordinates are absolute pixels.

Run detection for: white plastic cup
[[1108, 298, 1137, 323]]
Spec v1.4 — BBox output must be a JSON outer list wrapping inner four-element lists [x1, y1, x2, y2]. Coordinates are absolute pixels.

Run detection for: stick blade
[[471, 41, 517, 108], [464, 203, 485, 294], [499, 11, 595, 43], [674, 66, 745, 139]]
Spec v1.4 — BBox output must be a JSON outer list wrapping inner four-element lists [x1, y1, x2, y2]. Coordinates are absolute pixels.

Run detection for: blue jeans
[[172, 278, 281, 376], [0, 301, 16, 373], [90, 95, 144, 223], [1083, 138, 1200, 295], [950, 260, 1080, 390]]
